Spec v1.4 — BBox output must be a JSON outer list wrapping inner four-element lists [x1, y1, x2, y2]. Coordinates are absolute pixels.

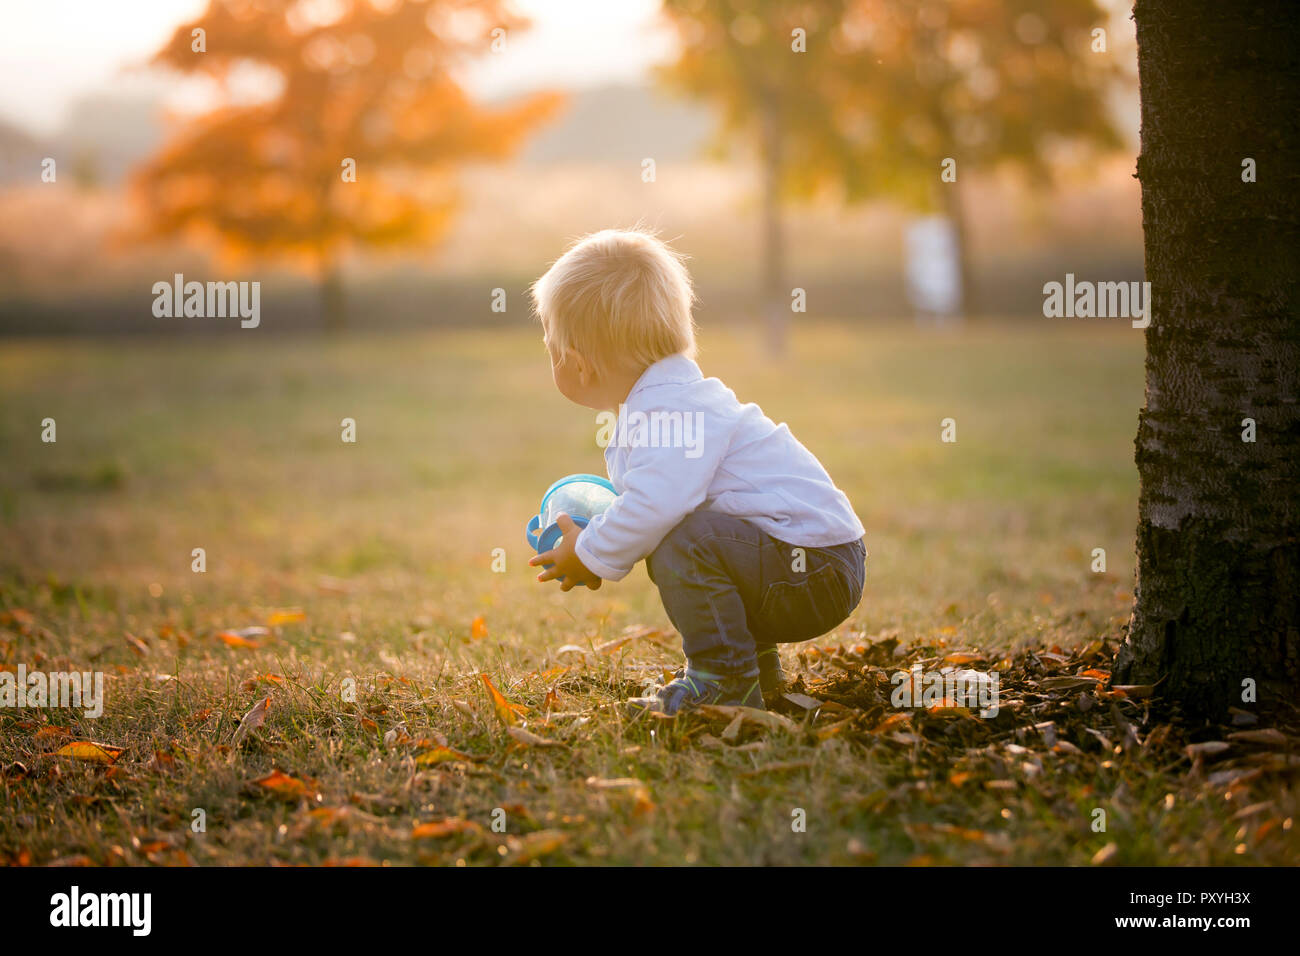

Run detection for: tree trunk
[[759, 94, 787, 357], [1114, 0, 1300, 720], [939, 175, 973, 318], [320, 261, 346, 331]]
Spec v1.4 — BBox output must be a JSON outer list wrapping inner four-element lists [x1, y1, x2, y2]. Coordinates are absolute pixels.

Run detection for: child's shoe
[[627, 668, 763, 717], [757, 646, 788, 706]]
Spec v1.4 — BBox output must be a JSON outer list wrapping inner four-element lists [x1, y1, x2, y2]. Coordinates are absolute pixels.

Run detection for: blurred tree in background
[[661, 0, 1121, 352], [660, 0, 852, 355], [132, 0, 559, 328]]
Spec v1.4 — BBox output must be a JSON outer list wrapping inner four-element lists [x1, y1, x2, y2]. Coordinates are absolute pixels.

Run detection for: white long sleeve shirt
[[574, 354, 865, 582]]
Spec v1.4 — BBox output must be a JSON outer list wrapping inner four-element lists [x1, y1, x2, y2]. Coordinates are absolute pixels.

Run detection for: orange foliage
[[131, 0, 561, 271]]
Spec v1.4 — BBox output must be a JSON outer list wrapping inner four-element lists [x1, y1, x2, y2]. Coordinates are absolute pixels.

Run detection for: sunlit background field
[[1, 322, 1143, 647]]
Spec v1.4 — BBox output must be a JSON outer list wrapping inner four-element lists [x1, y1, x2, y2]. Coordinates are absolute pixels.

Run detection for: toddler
[[527, 229, 865, 715]]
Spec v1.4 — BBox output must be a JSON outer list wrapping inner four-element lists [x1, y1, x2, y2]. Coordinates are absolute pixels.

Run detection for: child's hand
[[528, 513, 603, 591]]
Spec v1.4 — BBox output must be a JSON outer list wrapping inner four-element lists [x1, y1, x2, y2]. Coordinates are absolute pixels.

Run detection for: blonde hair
[[530, 228, 697, 379]]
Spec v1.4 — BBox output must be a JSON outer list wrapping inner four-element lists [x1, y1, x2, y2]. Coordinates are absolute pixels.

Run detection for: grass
[[0, 320, 1294, 866]]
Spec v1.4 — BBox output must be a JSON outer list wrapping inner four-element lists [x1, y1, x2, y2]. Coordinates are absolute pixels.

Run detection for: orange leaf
[[53, 741, 124, 764], [253, 769, 308, 799], [266, 609, 306, 627], [414, 745, 476, 766], [149, 750, 177, 772], [870, 712, 912, 734], [33, 726, 72, 748], [506, 829, 569, 864], [308, 806, 351, 827], [218, 631, 261, 649], [412, 818, 481, 840], [470, 615, 488, 640], [480, 674, 527, 727], [241, 673, 283, 691]]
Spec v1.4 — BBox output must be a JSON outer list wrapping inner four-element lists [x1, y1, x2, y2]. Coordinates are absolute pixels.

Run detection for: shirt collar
[[627, 353, 702, 399]]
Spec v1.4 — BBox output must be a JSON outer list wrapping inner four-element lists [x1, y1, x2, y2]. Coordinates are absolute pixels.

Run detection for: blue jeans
[[645, 511, 867, 676]]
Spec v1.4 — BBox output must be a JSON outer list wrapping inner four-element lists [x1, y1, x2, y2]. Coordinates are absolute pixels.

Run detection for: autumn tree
[[659, 0, 1120, 352], [132, 0, 558, 328], [1112, 0, 1299, 720]]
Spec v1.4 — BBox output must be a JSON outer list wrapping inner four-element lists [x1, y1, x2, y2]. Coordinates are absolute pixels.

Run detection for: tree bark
[[938, 175, 973, 319], [320, 260, 346, 332], [1114, 0, 1300, 720]]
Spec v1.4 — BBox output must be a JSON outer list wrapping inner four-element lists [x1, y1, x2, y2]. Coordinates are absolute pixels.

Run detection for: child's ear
[[568, 348, 594, 385]]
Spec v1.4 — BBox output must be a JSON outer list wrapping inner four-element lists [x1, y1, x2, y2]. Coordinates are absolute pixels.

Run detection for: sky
[[0, 0, 674, 136]]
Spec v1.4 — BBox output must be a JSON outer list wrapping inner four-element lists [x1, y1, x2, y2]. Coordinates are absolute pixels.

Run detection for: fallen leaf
[[252, 769, 309, 799], [480, 674, 527, 727], [412, 818, 481, 840], [782, 692, 823, 711], [414, 745, 477, 766], [470, 616, 488, 640], [149, 750, 177, 773], [1038, 676, 1101, 691], [594, 626, 666, 655], [240, 673, 283, 691], [33, 726, 72, 748], [1232, 801, 1273, 820], [505, 829, 568, 864], [1091, 842, 1119, 865], [720, 710, 745, 742], [815, 716, 856, 741], [694, 704, 797, 734], [870, 712, 912, 734], [52, 742, 124, 764], [231, 696, 270, 747], [1227, 728, 1288, 747], [266, 609, 306, 627], [507, 726, 565, 748], [451, 699, 477, 721], [218, 631, 261, 649]]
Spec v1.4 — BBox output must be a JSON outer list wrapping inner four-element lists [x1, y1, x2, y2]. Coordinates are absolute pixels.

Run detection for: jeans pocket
[[756, 561, 853, 644]]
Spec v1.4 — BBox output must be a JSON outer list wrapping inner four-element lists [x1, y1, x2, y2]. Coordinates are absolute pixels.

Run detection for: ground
[[0, 321, 1294, 865]]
